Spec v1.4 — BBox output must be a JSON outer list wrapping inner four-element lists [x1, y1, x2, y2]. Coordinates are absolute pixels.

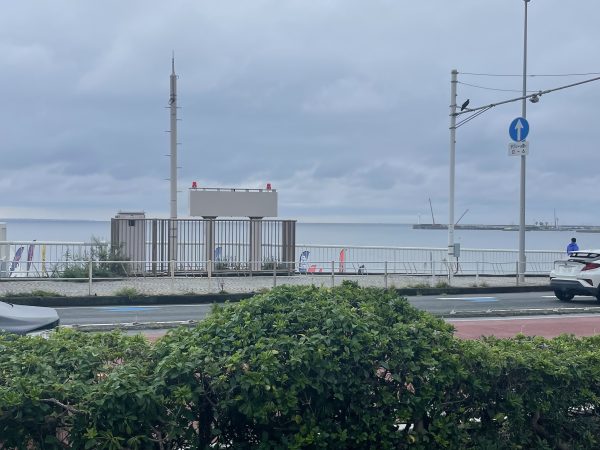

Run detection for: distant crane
[[455, 209, 469, 226], [429, 198, 436, 225]]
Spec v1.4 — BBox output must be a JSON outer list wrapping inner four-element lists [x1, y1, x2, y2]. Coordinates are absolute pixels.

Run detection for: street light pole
[[448, 69, 458, 284], [518, 0, 530, 283]]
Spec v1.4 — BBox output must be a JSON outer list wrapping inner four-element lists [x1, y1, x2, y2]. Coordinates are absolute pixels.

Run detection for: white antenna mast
[[168, 53, 178, 263]]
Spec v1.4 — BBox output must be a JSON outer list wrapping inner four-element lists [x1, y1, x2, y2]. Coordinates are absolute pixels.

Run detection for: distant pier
[[413, 224, 600, 232]]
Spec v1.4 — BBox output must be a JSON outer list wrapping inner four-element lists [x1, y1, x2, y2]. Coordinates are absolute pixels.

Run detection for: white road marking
[[54, 304, 212, 310]]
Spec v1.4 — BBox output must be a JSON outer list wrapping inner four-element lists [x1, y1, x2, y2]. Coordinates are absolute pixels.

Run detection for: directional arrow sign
[[509, 117, 529, 142], [515, 120, 524, 141]]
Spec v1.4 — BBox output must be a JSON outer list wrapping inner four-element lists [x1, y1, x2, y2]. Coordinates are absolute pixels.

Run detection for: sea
[[0, 219, 592, 252]]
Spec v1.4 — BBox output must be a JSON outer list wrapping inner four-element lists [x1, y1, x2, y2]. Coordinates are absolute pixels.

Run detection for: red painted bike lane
[[139, 315, 600, 342], [449, 315, 600, 339]]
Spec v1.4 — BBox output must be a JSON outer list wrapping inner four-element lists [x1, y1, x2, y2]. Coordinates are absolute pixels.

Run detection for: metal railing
[[295, 244, 563, 276], [1, 241, 564, 279], [0, 255, 557, 300], [0, 241, 107, 278], [2, 257, 548, 281], [110, 218, 295, 272]]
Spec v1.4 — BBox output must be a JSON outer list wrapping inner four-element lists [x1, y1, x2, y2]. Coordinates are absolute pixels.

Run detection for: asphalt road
[[57, 303, 215, 326], [54, 291, 600, 339], [55, 290, 600, 327], [406, 290, 600, 314]]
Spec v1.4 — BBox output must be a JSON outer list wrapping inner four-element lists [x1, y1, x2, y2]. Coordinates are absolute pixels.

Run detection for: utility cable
[[454, 74, 600, 117], [455, 106, 493, 129], [460, 71, 600, 77], [458, 81, 537, 93]]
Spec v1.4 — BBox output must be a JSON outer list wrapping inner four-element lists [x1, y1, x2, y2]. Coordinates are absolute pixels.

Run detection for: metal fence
[[0, 217, 567, 279], [110, 218, 296, 274], [0, 241, 103, 278], [0, 213, 566, 279], [0, 244, 564, 279], [294, 245, 564, 276]]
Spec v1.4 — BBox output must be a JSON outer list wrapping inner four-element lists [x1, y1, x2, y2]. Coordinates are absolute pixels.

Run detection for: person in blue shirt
[[566, 237, 579, 254]]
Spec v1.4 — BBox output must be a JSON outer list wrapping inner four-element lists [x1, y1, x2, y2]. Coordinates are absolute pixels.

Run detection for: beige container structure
[[111, 212, 147, 273]]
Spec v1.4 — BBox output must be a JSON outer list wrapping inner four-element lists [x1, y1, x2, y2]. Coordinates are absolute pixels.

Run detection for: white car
[[550, 250, 600, 301], [0, 301, 60, 335]]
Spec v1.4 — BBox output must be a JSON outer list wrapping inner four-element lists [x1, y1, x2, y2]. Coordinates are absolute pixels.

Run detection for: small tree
[[59, 236, 130, 278]]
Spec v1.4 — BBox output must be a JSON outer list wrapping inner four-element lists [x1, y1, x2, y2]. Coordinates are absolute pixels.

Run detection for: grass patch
[[407, 282, 431, 289], [2, 290, 64, 298], [113, 287, 142, 299]]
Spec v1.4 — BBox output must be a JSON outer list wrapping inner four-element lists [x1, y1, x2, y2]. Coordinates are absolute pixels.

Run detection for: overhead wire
[[458, 72, 600, 96], [457, 81, 537, 93], [454, 74, 600, 120], [456, 72, 600, 95], [460, 71, 600, 77], [455, 106, 493, 129]]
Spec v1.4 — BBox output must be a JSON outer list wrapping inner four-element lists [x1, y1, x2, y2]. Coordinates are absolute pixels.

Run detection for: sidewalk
[[450, 315, 600, 339], [0, 274, 549, 298]]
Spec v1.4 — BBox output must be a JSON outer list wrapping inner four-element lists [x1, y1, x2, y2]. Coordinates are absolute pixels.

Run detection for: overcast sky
[[1, 0, 599, 224]]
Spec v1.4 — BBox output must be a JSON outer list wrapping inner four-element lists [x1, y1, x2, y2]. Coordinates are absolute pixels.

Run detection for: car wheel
[[554, 290, 574, 302]]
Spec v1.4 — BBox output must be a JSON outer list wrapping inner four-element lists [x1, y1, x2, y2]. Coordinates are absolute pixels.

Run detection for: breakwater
[[413, 224, 600, 232]]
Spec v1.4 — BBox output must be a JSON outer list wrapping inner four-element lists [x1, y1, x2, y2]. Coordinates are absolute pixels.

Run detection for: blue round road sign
[[509, 117, 529, 142]]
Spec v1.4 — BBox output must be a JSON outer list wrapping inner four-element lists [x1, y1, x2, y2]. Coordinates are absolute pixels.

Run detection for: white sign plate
[[508, 141, 529, 156]]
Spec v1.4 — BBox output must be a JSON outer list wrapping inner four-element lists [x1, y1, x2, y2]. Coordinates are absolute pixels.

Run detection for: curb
[[439, 306, 600, 319], [394, 285, 551, 297], [3, 293, 255, 307]]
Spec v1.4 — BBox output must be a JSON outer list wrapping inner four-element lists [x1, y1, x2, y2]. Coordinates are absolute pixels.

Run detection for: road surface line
[[54, 304, 212, 310]]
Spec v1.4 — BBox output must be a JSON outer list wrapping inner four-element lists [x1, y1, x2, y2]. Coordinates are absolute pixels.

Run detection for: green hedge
[[1, 283, 599, 449]]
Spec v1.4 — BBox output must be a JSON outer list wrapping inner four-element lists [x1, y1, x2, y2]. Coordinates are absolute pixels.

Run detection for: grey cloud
[[302, 78, 391, 114], [1, 0, 600, 224]]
